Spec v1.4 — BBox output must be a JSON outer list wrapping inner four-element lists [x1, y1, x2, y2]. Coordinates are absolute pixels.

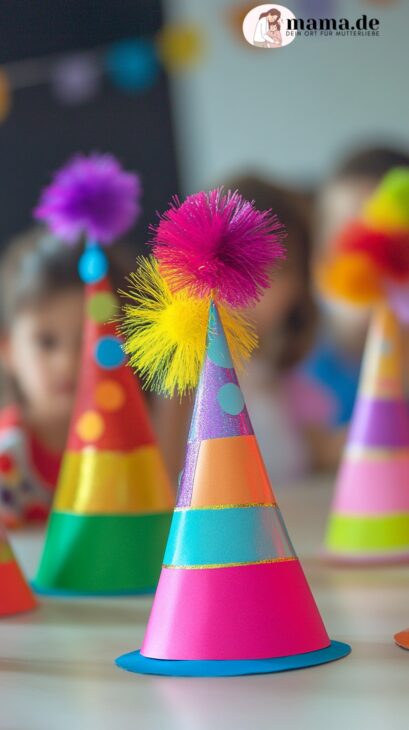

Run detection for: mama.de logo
[[242, 4, 297, 48], [242, 4, 381, 47]]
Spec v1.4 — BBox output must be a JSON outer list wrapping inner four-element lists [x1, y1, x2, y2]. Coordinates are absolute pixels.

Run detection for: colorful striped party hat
[[0, 522, 36, 617], [33, 155, 174, 595], [319, 168, 409, 564], [115, 189, 350, 676], [325, 305, 409, 562]]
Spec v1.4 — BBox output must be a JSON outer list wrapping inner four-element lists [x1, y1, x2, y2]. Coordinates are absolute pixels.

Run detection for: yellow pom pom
[[120, 257, 257, 397], [362, 167, 409, 232], [317, 252, 383, 306], [362, 196, 409, 233]]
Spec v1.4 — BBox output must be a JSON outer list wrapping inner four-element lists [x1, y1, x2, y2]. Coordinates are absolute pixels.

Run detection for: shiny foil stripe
[[163, 505, 296, 567], [162, 557, 297, 570], [54, 446, 174, 514], [174, 502, 275, 512], [177, 434, 275, 509]]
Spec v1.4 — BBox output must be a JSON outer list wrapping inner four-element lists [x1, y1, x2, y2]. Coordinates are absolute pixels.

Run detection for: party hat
[[32, 155, 173, 595], [116, 189, 351, 676], [325, 304, 409, 562], [319, 167, 409, 564], [0, 521, 36, 616], [394, 629, 409, 650]]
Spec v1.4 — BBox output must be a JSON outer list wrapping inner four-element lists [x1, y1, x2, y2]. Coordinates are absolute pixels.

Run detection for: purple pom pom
[[152, 188, 286, 307], [35, 154, 141, 245]]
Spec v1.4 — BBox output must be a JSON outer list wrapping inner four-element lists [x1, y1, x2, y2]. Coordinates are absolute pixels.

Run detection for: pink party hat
[[116, 189, 350, 676], [320, 169, 409, 564], [325, 304, 409, 563]]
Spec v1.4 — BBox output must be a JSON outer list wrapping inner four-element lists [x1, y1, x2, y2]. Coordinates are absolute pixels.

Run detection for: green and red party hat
[[33, 155, 173, 595]]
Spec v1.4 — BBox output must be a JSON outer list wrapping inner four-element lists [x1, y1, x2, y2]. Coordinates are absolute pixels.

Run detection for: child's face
[[315, 176, 377, 254], [3, 288, 84, 422]]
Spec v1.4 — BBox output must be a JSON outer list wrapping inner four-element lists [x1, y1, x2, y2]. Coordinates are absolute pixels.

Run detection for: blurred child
[[156, 176, 337, 485], [305, 145, 409, 428], [234, 176, 339, 482], [0, 227, 132, 527]]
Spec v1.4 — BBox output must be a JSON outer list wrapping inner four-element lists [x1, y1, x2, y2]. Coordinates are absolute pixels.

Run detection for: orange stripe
[[190, 435, 276, 508]]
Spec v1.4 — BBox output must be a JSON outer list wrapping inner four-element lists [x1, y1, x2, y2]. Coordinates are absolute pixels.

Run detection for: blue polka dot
[[79, 246, 109, 284], [217, 383, 245, 416], [95, 336, 126, 370]]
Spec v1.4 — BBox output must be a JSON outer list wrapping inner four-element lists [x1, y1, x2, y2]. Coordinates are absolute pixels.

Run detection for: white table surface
[[1, 477, 408, 730]]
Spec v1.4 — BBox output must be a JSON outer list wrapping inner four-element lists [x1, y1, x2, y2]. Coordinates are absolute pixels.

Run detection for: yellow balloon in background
[[0, 69, 11, 123], [156, 25, 204, 72]]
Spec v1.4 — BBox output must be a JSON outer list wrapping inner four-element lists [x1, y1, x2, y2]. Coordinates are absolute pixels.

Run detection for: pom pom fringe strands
[[121, 257, 257, 397], [35, 153, 141, 244], [152, 188, 286, 308]]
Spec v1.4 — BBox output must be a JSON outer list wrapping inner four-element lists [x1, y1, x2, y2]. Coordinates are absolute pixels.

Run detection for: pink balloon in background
[[51, 54, 101, 105]]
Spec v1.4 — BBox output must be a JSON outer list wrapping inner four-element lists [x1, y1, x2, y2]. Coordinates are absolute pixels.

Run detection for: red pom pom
[[334, 220, 409, 281]]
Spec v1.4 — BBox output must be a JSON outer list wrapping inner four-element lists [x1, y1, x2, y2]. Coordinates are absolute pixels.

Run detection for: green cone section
[[33, 512, 172, 595]]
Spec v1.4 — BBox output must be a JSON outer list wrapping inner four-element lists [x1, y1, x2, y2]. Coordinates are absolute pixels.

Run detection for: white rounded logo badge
[[242, 4, 297, 48]]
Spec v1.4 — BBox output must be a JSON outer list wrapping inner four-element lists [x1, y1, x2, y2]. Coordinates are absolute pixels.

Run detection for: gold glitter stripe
[[174, 502, 277, 512], [162, 557, 296, 570]]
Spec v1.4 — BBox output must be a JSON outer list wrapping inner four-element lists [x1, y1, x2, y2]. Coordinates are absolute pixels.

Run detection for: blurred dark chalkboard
[[0, 0, 180, 251], [0, 0, 162, 62]]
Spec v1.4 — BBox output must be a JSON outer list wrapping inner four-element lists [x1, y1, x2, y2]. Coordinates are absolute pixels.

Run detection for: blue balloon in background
[[79, 245, 109, 284], [106, 39, 160, 92]]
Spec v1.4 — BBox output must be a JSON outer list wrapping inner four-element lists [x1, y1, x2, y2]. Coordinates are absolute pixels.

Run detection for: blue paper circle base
[[115, 641, 351, 677]]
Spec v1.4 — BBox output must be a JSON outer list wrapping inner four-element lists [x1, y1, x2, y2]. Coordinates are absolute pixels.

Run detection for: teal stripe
[[163, 506, 295, 567]]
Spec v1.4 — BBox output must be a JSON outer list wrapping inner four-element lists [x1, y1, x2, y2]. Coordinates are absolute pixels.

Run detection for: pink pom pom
[[34, 153, 141, 245], [152, 188, 286, 307]]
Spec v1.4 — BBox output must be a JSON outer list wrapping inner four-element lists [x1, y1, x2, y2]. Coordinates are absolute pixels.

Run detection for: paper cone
[[116, 303, 350, 676], [394, 629, 409, 650], [0, 522, 36, 616], [324, 304, 409, 563], [34, 244, 174, 595]]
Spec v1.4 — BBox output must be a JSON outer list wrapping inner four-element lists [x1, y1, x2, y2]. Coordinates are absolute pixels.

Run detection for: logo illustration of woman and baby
[[253, 7, 282, 48]]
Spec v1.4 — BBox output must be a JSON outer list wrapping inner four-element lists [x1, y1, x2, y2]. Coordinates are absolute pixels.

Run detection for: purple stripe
[[188, 358, 253, 443], [349, 398, 409, 447], [176, 441, 200, 508]]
